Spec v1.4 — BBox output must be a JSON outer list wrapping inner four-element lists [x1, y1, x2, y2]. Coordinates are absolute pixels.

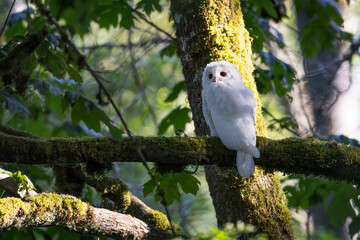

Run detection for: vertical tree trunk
[[170, 0, 294, 239], [290, 4, 358, 140], [289, 5, 355, 239]]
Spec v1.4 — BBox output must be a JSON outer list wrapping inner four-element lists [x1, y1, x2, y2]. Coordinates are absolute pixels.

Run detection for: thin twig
[[0, 0, 17, 38], [128, 27, 157, 125], [262, 107, 299, 136], [25, 0, 31, 33], [31, 0, 176, 236], [121, 0, 176, 41], [80, 38, 171, 52], [122, 91, 142, 113]]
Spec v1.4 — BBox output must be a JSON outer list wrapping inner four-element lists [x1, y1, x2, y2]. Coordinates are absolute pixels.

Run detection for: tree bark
[[0, 193, 169, 239], [170, 0, 294, 239]]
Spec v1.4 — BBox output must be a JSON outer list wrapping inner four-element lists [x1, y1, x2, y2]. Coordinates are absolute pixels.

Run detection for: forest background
[[1, 0, 360, 239]]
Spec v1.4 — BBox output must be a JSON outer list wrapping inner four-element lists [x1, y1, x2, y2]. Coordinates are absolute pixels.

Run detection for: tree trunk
[[290, 4, 358, 139], [290, 4, 356, 239], [170, 0, 294, 239]]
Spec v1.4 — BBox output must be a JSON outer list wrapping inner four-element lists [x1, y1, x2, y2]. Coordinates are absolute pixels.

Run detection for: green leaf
[[326, 184, 357, 226], [259, 0, 278, 19], [10, 171, 35, 192], [165, 81, 185, 103], [120, 15, 135, 29], [84, 103, 102, 132], [67, 65, 83, 82], [160, 41, 177, 58], [45, 50, 67, 78], [71, 97, 87, 125], [159, 175, 181, 205], [108, 125, 123, 140], [349, 216, 360, 238], [143, 179, 156, 197], [136, 0, 162, 15], [177, 173, 201, 195], [143, 172, 201, 205], [24, 53, 37, 73], [97, 8, 119, 29], [158, 106, 191, 135]]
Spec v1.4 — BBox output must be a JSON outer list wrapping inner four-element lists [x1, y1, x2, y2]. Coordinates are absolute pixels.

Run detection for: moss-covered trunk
[[170, 0, 294, 238]]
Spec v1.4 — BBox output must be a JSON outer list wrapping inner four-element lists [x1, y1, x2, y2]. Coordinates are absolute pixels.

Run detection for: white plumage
[[201, 61, 260, 177]]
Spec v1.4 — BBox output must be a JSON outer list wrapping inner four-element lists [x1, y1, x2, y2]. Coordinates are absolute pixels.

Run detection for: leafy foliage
[[192, 221, 267, 240], [284, 176, 360, 238], [158, 106, 191, 135], [294, 0, 353, 57], [7, 170, 35, 193], [143, 171, 201, 205]]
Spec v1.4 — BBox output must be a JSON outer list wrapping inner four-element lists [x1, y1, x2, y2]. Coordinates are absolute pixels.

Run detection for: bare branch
[[0, 0, 16, 38]]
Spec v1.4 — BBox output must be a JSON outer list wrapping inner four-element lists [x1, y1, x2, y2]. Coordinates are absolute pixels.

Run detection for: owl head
[[201, 60, 243, 89]]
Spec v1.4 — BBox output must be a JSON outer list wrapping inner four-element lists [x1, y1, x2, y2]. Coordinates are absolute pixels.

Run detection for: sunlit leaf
[[165, 81, 185, 103], [158, 106, 191, 135]]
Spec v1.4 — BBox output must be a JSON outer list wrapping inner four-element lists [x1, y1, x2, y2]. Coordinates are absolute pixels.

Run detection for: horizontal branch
[[0, 193, 169, 239], [85, 176, 181, 234], [1, 126, 360, 184]]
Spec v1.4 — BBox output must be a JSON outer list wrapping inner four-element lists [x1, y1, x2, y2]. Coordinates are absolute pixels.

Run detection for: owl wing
[[225, 84, 256, 119], [209, 84, 258, 156], [202, 88, 218, 136], [211, 112, 257, 153]]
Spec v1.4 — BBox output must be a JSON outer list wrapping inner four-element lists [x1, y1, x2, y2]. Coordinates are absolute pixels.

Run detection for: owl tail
[[236, 151, 255, 178]]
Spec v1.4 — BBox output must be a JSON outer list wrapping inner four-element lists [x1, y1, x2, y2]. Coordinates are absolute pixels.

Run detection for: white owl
[[202, 61, 260, 178]]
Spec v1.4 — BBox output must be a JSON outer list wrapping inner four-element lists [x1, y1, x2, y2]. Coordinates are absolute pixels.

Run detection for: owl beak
[[214, 77, 221, 82]]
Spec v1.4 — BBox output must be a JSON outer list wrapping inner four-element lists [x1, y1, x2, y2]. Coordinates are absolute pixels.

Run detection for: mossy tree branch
[[0, 193, 170, 239], [0, 165, 179, 237], [85, 176, 182, 234], [1, 126, 360, 184]]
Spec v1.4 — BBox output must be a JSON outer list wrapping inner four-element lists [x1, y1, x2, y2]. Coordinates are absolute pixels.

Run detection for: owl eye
[[208, 74, 213, 79], [220, 71, 227, 77]]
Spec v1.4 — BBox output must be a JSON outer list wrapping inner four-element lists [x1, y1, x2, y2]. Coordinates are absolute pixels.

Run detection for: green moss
[[100, 178, 131, 212], [0, 198, 29, 225], [145, 209, 182, 235], [0, 193, 94, 228], [28, 193, 92, 223]]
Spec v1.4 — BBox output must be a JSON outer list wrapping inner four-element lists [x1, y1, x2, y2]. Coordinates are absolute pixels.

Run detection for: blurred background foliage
[[0, 0, 360, 239]]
